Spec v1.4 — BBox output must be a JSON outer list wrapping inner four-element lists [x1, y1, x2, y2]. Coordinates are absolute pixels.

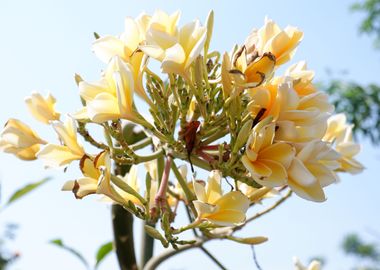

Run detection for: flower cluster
[[0, 10, 363, 248]]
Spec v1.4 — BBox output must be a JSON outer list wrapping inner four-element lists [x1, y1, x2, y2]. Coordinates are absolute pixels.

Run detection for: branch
[[234, 190, 293, 232], [143, 238, 207, 270]]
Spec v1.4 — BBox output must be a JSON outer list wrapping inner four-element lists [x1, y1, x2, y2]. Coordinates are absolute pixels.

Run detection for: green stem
[[134, 148, 164, 164], [110, 175, 147, 205], [172, 219, 201, 235], [170, 160, 196, 202], [130, 137, 152, 151], [201, 128, 229, 145]]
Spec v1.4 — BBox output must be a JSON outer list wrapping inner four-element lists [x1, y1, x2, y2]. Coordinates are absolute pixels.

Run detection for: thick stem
[[140, 222, 155, 268], [111, 204, 138, 270]]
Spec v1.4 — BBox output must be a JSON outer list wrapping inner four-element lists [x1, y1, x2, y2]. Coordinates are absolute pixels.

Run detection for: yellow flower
[[140, 19, 207, 76], [293, 257, 321, 270], [247, 78, 333, 142], [231, 47, 276, 87], [92, 13, 151, 103], [62, 152, 140, 205], [242, 119, 295, 187], [0, 118, 46, 160], [245, 17, 303, 66], [284, 61, 316, 96], [78, 56, 136, 123], [238, 183, 278, 204], [323, 114, 364, 174], [287, 140, 340, 202], [192, 170, 250, 226], [146, 10, 181, 50], [24, 92, 60, 124], [37, 117, 84, 167]]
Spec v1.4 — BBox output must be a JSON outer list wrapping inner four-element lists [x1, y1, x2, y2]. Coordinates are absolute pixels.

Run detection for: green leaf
[[50, 239, 89, 269], [95, 241, 113, 268], [6, 177, 51, 207]]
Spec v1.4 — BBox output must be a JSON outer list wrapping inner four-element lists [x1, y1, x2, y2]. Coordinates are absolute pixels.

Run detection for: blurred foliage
[[352, 0, 380, 48], [50, 239, 113, 270], [324, 81, 380, 144], [0, 224, 19, 270], [4, 177, 51, 208], [322, 0, 380, 144], [342, 233, 380, 270]]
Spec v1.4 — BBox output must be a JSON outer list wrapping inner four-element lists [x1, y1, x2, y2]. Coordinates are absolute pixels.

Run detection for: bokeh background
[[1, 0, 379, 269]]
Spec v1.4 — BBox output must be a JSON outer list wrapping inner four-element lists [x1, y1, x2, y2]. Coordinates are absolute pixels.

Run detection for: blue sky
[[1, 0, 380, 269]]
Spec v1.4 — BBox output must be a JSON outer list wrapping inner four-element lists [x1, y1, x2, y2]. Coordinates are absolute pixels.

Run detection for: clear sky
[[1, 0, 380, 269]]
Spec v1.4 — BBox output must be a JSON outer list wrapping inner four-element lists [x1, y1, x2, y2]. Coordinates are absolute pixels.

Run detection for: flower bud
[[25, 92, 60, 124], [0, 118, 46, 160], [227, 235, 268, 245], [233, 119, 253, 153]]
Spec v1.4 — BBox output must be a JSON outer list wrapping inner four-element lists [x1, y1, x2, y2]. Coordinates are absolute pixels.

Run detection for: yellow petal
[[161, 43, 186, 74], [205, 209, 246, 226], [245, 53, 275, 84], [206, 170, 223, 204], [260, 142, 295, 168], [51, 118, 83, 156], [306, 163, 337, 187], [24, 92, 60, 124], [78, 79, 110, 102], [1, 118, 46, 148], [80, 155, 99, 179], [87, 93, 120, 123], [255, 159, 288, 187], [193, 179, 207, 202], [214, 191, 250, 212], [92, 35, 127, 63], [36, 143, 83, 167]]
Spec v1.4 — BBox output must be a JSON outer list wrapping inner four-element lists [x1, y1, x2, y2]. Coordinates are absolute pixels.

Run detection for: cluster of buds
[[0, 10, 363, 248]]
